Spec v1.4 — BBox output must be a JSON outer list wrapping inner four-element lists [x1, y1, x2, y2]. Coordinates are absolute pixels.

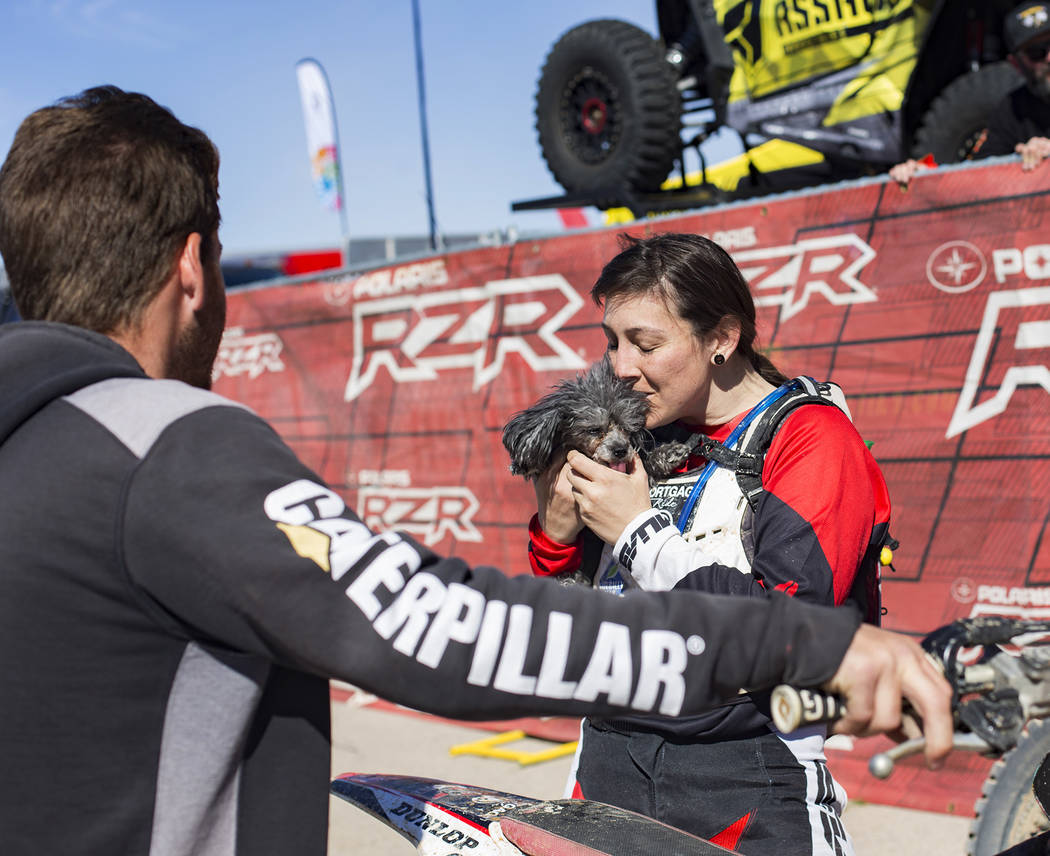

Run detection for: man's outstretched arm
[[122, 401, 954, 760]]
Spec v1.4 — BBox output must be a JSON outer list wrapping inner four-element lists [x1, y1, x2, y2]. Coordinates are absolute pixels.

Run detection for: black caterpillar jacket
[[0, 322, 860, 855]]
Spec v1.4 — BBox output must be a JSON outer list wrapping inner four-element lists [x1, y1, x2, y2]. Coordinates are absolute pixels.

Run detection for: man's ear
[[176, 232, 207, 312]]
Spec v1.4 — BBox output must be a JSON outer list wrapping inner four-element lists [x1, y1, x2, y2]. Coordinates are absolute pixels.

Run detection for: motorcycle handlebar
[[770, 685, 847, 732]]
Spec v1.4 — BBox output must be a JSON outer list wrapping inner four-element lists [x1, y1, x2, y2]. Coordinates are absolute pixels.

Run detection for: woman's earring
[[713, 353, 726, 366]]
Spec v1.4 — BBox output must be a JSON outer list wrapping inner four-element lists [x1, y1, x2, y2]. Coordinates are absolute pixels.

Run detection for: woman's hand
[[565, 450, 652, 544], [533, 455, 584, 544]]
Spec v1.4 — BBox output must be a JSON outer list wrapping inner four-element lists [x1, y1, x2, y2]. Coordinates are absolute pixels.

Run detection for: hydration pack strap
[[674, 380, 800, 532], [737, 377, 841, 512], [690, 377, 842, 518]]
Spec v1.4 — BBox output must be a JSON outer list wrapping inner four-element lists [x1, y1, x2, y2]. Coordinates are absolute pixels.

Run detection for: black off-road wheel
[[535, 19, 682, 201], [967, 719, 1050, 856], [913, 62, 1022, 163]]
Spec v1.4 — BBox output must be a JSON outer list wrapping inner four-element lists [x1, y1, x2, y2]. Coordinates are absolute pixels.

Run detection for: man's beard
[[171, 309, 224, 390], [1025, 66, 1050, 100]]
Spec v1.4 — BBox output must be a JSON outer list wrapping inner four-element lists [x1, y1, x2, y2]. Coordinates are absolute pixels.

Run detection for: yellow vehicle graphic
[[521, 0, 1020, 216]]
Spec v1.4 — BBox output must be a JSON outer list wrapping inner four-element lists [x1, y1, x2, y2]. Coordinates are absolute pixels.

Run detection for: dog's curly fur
[[501, 358, 695, 483], [501, 359, 698, 587]]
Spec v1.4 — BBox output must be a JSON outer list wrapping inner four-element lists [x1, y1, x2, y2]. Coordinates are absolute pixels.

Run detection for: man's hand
[[565, 450, 652, 545], [1015, 136, 1050, 171], [824, 623, 954, 768]]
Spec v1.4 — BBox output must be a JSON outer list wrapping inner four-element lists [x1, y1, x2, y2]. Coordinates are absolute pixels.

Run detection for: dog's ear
[[501, 402, 562, 480]]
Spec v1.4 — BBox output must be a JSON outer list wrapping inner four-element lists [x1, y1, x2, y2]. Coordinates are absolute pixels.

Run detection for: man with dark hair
[[892, 2, 1050, 184], [0, 86, 951, 855]]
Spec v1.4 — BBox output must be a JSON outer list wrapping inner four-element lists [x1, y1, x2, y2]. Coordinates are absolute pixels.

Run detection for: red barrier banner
[[217, 161, 1050, 816]]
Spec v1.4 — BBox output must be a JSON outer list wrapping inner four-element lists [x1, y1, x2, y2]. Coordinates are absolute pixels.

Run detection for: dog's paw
[[551, 570, 595, 587], [645, 440, 697, 480]]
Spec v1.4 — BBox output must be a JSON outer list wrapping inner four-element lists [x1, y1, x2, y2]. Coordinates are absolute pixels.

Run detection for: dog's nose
[[609, 442, 629, 460]]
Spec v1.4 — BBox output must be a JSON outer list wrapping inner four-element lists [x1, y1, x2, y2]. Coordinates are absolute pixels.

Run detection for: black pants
[[574, 720, 851, 856]]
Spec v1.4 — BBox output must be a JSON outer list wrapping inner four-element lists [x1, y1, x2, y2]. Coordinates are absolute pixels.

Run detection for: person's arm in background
[[889, 153, 937, 188], [1014, 135, 1050, 169]]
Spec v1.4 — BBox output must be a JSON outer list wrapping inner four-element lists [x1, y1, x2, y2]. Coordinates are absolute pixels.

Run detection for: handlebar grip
[[771, 686, 847, 733]]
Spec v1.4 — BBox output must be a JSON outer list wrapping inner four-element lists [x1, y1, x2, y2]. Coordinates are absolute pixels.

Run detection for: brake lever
[[868, 732, 994, 779]]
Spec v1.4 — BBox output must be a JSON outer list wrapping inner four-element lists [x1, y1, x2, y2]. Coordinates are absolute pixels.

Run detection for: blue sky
[[0, 1, 737, 257]]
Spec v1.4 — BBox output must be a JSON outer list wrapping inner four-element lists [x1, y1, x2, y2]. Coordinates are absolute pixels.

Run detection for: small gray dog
[[501, 358, 697, 586], [502, 357, 695, 482]]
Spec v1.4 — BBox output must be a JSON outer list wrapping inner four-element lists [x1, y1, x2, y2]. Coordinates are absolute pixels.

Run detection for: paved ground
[[327, 694, 973, 855]]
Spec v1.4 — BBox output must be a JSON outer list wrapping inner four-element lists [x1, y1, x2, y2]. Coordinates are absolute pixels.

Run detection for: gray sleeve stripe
[[151, 642, 269, 856], [64, 377, 250, 458]]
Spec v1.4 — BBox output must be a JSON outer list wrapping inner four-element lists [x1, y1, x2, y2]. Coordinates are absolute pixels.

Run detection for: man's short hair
[[0, 85, 220, 333]]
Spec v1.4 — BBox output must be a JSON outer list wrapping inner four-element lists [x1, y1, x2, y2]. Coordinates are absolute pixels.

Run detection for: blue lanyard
[[674, 380, 799, 532]]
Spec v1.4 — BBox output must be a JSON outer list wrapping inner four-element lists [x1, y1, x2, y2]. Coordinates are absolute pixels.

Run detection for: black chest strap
[[696, 377, 842, 514]]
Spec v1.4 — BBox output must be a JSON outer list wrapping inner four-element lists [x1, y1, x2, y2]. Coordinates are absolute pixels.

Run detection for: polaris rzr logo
[[736, 234, 877, 322], [357, 486, 481, 547], [927, 241, 986, 293], [265, 478, 698, 715], [344, 274, 585, 400], [946, 286, 1050, 438], [213, 327, 285, 380]]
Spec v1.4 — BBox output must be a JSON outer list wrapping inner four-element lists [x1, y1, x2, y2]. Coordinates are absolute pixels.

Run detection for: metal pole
[[411, 0, 441, 251]]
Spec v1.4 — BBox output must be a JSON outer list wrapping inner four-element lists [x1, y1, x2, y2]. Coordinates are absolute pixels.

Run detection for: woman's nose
[[610, 349, 638, 380]]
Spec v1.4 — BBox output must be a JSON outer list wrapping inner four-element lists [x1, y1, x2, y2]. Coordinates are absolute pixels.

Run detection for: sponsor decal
[[352, 469, 412, 488], [264, 478, 701, 715], [707, 226, 758, 250], [993, 244, 1050, 283], [950, 577, 977, 605], [1019, 5, 1050, 30], [322, 276, 354, 307], [969, 585, 1050, 621], [323, 259, 450, 307], [213, 327, 285, 381], [618, 511, 676, 570], [649, 476, 700, 517], [264, 479, 351, 572], [385, 801, 480, 851], [358, 486, 481, 546], [946, 286, 1050, 437], [344, 274, 585, 401], [736, 234, 877, 322], [353, 260, 450, 299], [926, 241, 987, 294], [772, 0, 908, 37]]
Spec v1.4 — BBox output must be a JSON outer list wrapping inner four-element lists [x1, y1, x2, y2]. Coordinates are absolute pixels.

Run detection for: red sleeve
[[760, 405, 891, 606], [527, 513, 584, 577]]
